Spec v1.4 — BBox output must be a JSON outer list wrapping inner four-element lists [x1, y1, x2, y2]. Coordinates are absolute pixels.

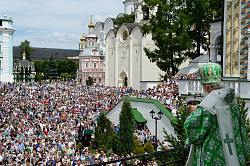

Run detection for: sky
[[0, 0, 124, 50]]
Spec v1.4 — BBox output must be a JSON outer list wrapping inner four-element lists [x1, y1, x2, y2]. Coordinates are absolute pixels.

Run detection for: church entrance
[[124, 77, 128, 87], [119, 70, 128, 87]]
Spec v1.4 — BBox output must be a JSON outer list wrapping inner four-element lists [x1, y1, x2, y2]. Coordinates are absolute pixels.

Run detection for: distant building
[[0, 15, 15, 82], [77, 17, 105, 85], [13, 46, 79, 62]]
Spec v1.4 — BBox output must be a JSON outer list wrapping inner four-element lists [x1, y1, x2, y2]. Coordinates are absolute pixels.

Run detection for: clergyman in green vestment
[[184, 63, 249, 166]]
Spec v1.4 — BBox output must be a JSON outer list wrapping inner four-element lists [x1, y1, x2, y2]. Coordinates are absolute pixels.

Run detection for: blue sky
[[0, 0, 124, 50]]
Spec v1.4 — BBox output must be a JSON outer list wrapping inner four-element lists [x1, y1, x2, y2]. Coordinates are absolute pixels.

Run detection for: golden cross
[[212, 9, 216, 20]]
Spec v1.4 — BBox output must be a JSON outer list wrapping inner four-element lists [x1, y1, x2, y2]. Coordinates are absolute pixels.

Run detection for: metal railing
[[87, 146, 189, 166], [87, 145, 250, 166]]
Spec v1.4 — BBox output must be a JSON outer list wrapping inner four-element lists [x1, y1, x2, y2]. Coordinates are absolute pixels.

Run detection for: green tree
[[185, 0, 222, 59], [34, 61, 43, 75], [45, 54, 58, 80], [18, 39, 35, 61], [60, 73, 69, 80], [117, 98, 135, 155], [94, 113, 114, 151], [107, 134, 119, 154], [237, 99, 250, 138], [113, 13, 135, 30], [86, 76, 94, 86], [35, 74, 43, 82], [66, 60, 78, 74], [133, 139, 145, 155], [144, 141, 155, 153], [142, 0, 192, 75], [56, 60, 68, 76], [163, 102, 189, 148]]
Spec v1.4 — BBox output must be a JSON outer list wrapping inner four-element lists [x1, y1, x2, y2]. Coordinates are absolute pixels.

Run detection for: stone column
[[105, 40, 109, 85], [245, 28, 250, 81], [210, 44, 217, 63], [129, 35, 133, 87], [224, 1, 233, 77], [232, 0, 240, 77], [114, 38, 119, 87]]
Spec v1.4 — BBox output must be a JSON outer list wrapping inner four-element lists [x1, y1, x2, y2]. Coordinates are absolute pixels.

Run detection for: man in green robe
[[184, 63, 249, 166]]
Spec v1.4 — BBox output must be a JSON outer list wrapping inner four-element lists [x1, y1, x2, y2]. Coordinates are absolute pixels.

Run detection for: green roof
[[132, 108, 147, 123], [122, 97, 175, 121]]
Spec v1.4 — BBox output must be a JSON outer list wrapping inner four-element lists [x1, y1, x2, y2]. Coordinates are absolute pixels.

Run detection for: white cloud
[[25, 30, 35, 33], [1, 0, 124, 49], [94, 15, 104, 22], [44, 32, 79, 43]]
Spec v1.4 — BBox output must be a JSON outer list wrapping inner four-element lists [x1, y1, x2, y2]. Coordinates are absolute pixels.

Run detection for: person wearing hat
[[184, 63, 249, 166]]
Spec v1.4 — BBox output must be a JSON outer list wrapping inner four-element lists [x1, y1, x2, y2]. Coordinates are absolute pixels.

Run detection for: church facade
[[94, 0, 167, 90], [105, 23, 164, 90], [77, 17, 105, 85], [0, 15, 14, 82]]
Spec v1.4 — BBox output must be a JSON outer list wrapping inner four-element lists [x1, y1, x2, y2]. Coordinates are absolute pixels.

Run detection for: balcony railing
[[88, 146, 189, 166], [87, 145, 250, 166], [178, 79, 249, 98]]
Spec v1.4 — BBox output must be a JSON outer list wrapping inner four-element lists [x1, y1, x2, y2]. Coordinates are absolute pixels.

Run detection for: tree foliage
[[113, 14, 135, 30], [117, 98, 135, 155], [34, 61, 44, 75], [163, 101, 189, 148], [144, 141, 155, 153], [185, 0, 222, 59], [237, 99, 250, 138], [56, 59, 78, 76], [142, 0, 192, 75], [35, 59, 78, 80], [18, 40, 35, 61], [107, 134, 119, 154], [94, 113, 114, 151], [45, 54, 58, 80], [133, 139, 145, 155]]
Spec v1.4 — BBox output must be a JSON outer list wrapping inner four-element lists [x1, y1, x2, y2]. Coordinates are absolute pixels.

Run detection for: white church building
[[94, 0, 170, 90], [105, 23, 165, 90], [0, 15, 14, 82]]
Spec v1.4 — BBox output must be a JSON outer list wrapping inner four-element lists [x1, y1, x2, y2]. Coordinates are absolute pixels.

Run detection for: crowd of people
[[0, 78, 181, 165], [175, 73, 200, 80]]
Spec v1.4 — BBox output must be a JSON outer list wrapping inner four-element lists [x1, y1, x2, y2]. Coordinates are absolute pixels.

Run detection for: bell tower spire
[[88, 15, 95, 34]]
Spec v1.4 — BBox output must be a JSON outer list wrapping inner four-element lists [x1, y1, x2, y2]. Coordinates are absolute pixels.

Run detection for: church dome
[[88, 15, 95, 27], [14, 60, 35, 71], [80, 32, 86, 42]]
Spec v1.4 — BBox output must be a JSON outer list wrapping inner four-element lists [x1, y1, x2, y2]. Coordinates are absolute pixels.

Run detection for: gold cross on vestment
[[224, 134, 234, 155]]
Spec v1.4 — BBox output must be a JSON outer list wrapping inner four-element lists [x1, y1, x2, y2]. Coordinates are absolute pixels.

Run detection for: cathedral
[[94, 0, 167, 90], [0, 15, 14, 82], [77, 17, 105, 85]]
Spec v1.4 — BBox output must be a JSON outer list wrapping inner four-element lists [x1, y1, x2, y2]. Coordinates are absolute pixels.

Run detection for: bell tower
[[0, 15, 15, 82]]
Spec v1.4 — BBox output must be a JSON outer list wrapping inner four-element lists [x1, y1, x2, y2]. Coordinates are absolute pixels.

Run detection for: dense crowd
[[0, 78, 180, 165], [175, 73, 200, 80]]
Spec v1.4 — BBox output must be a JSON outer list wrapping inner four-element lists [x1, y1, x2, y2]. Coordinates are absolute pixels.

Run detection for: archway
[[119, 70, 128, 87]]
